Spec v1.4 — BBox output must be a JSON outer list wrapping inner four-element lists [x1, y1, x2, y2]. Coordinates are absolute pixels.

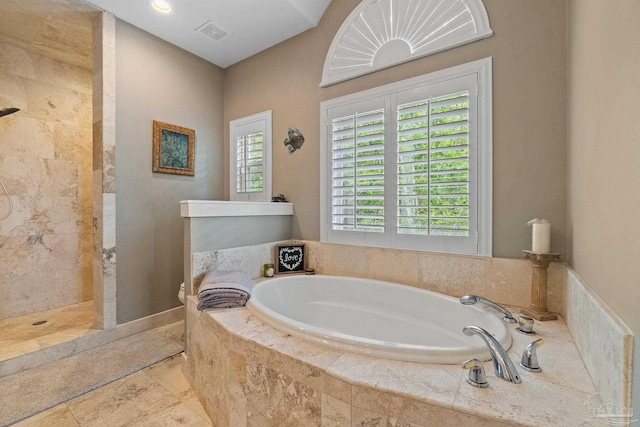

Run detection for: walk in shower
[[0, 0, 99, 362]]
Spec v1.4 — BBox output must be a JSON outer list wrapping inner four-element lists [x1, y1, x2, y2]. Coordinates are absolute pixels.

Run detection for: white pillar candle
[[528, 218, 551, 253]]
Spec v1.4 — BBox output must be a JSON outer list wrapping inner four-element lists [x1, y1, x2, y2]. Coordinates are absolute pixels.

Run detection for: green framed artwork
[[152, 120, 195, 176]]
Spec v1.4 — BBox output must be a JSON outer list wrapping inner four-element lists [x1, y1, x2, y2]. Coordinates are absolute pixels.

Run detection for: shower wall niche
[[0, 41, 93, 320]]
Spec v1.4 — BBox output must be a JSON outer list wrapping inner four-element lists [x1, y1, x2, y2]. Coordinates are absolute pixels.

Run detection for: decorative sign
[[276, 245, 305, 274]]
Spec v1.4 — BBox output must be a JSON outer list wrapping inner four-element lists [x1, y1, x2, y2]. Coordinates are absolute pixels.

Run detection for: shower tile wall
[[0, 42, 93, 320], [92, 11, 117, 329]]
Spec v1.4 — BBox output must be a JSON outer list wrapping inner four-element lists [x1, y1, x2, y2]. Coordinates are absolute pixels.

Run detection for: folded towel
[[197, 269, 252, 310]]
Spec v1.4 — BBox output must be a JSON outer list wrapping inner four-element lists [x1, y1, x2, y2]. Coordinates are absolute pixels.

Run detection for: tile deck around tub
[[189, 296, 599, 427]]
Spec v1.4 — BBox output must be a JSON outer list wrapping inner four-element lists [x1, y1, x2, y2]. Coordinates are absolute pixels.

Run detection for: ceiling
[[82, 0, 331, 68]]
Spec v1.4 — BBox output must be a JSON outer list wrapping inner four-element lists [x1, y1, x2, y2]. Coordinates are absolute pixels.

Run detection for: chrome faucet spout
[[460, 295, 517, 323], [463, 325, 522, 384]]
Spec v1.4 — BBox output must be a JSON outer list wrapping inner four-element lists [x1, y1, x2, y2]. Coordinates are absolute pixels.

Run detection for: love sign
[[276, 245, 305, 274]]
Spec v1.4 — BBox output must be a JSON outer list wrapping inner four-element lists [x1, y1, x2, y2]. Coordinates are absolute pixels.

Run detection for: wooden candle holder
[[521, 250, 560, 321]]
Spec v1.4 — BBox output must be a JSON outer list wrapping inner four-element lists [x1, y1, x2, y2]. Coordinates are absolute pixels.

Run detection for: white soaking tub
[[246, 275, 512, 364]]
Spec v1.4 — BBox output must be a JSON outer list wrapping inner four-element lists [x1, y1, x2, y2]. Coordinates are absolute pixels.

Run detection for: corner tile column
[[92, 11, 117, 329]]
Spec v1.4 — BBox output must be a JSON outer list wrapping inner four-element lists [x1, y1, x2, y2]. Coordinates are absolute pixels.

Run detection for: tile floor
[[13, 353, 213, 426], [0, 301, 96, 361]]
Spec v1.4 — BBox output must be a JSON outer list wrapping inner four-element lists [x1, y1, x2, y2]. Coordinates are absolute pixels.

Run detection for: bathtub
[[246, 275, 512, 364]]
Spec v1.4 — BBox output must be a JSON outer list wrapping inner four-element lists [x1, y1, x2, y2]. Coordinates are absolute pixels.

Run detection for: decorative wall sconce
[[284, 128, 305, 153]]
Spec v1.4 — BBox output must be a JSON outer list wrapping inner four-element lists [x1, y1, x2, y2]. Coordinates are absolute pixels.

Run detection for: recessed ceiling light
[[152, 0, 171, 13]]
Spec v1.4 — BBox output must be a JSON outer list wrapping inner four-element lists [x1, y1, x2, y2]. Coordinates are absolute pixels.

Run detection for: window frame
[[229, 110, 272, 202], [320, 58, 492, 256]]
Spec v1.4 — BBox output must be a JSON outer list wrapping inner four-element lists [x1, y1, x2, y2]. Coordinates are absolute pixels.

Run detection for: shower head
[[0, 108, 20, 118]]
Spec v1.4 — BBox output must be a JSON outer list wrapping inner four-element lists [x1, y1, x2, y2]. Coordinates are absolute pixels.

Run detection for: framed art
[[276, 244, 305, 274], [153, 120, 195, 176]]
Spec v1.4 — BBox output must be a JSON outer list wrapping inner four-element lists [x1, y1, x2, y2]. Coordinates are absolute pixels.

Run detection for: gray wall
[[223, 0, 568, 259], [189, 216, 293, 253], [115, 20, 225, 323]]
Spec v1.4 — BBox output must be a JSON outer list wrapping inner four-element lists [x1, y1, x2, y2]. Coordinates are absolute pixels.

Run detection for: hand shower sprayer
[[0, 107, 20, 221]]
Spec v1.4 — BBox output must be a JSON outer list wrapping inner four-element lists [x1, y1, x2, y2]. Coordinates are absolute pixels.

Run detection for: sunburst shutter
[[321, 0, 493, 86]]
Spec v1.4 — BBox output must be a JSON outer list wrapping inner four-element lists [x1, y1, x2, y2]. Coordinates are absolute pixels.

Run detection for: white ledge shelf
[[180, 200, 293, 218]]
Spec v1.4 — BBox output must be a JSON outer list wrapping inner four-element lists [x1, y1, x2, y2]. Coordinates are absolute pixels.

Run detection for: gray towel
[[197, 269, 252, 310]]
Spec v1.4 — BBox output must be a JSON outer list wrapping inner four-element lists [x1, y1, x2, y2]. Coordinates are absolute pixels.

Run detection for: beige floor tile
[[16, 342, 212, 427], [66, 370, 181, 426], [137, 403, 210, 426], [143, 355, 190, 396], [12, 403, 80, 427], [144, 356, 211, 422], [177, 388, 212, 423]]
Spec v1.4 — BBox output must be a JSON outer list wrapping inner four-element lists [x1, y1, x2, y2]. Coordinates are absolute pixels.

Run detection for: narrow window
[[229, 111, 272, 202]]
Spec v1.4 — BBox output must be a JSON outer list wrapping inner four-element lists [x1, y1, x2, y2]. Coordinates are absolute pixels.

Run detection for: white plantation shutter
[[235, 131, 263, 193], [396, 91, 470, 237], [230, 111, 272, 202], [331, 108, 385, 233], [321, 59, 492, 255]]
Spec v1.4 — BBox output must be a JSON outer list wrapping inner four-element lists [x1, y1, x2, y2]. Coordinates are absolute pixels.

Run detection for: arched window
[[321, 0, 492, 87]]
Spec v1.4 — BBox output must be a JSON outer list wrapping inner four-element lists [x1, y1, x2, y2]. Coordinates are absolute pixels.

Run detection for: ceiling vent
[[195, 21, 228, 41]]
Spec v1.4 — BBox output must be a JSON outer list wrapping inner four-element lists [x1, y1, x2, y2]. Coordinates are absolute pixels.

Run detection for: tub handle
[[520, 339, 545, 373], [461, 358, 488, 388]]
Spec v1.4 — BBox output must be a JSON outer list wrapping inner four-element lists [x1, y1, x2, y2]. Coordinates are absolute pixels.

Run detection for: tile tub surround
[[301, 240, 566, 315], [186, 296, 597, 427], [301, 240, 632, 409], [189, 240, 291, 295], [190, 240, 564, 312], [564, 269, 634, 410], [188, 240, 633, 413]]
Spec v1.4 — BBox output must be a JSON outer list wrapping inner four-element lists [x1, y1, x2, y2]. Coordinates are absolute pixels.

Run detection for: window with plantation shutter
[[321, 58, 492, 255], [235, 131, 264, 194], [396, 91, 470, 237], [331, 108, 385, 233], [230, 111, 272, 202]]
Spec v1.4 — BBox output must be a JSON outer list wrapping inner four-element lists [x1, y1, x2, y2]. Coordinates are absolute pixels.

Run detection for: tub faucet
[[520, 339, 545, 372], [463, 325, 522, 384], [460, 295, 517, 323]]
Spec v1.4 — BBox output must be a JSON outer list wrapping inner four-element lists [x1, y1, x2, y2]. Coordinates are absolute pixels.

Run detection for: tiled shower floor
[[0, 301, 96, 362]]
